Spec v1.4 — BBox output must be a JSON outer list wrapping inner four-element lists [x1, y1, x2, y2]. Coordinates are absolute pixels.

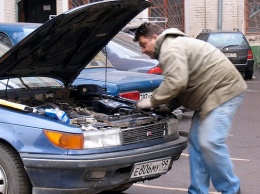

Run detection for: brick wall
[[185, 0, 217, 37], [186, 0, 244, 37], [222, 0, 244, 32], [186, 0, 260, 67], [56, 0, 63, 15], [4, 0, 16, 22], [1, 0, 259, 46], [0, 0, 68, 22], [0, 1, 4, 22]]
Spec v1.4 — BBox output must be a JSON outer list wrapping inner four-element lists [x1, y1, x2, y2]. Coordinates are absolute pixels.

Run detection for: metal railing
[[127, 17, 168, 29]]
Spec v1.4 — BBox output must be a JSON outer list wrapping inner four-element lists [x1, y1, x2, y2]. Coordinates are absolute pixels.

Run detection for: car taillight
[[147, 65, 162, 74], [119, 91, 140, 100], [247, 50, 253, 60]]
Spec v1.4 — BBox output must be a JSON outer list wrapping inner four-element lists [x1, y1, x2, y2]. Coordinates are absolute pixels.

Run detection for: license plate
[[225, 53, 237, 57], [130, 157, 171, 179], [140, 92, 152, 99]]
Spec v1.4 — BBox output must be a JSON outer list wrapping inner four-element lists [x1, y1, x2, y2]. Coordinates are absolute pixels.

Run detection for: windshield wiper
[[223, 45, 239, 50]]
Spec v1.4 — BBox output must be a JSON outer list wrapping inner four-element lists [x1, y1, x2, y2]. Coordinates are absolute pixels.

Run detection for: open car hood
[[0, 0, 151, 86]]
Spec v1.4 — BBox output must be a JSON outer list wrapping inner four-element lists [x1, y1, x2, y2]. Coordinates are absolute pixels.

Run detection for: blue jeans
[[188, 93, 244, 194]]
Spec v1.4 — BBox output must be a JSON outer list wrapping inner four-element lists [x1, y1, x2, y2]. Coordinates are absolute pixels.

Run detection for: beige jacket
[[151, 28, 247, 118]]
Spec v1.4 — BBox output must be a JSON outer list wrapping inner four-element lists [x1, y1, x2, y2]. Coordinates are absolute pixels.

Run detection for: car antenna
[[5, 75, 10, 99], [104, 46, 108, 98]]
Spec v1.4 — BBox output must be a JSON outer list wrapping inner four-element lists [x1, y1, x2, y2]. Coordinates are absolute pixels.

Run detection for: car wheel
[[0, 143, 31, 194], [245, 70, 253, 80]]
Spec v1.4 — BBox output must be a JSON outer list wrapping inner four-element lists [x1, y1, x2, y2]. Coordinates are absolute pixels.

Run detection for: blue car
[[0, 22, 41, 47], [0, 1, 187, 194], [72, 51, 162, 100], [0, 20, 162, 75], [0, 22, 163, 101]]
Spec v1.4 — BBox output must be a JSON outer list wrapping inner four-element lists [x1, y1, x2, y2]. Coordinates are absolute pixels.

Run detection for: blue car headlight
[[83, 128, 123, 149]]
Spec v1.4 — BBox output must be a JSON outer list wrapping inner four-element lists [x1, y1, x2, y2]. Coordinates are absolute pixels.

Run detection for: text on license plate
[[140, 92, 153, 99], [130, 158, 171, 179], [225, 53, 237, 57]]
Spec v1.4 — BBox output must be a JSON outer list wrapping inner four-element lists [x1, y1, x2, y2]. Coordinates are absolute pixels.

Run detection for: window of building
[[68, 0, 102, 9], [245, 0, 260, 34], [68, 0, 185, 32], [149, 0, 184, 31]]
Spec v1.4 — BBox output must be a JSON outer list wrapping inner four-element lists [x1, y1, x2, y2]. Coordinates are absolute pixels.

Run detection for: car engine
[[1, 84, 173, 132]]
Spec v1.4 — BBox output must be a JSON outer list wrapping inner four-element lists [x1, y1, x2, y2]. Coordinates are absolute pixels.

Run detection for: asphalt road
[[123, 68, 260, 194]]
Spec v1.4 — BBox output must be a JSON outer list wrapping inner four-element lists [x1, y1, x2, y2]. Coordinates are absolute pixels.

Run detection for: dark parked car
[[196, 29, 254, 79], [0, 1, 187, 194], [73, 51, 163, 100]]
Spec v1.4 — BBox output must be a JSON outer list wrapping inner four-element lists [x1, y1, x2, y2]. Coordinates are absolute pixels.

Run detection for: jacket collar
[[154, 28, 186, 59]]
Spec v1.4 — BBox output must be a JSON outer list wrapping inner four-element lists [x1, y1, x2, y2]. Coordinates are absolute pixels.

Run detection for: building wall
[[56, 0, 69, 15], [3, 0, 16, 22], [56, 0, 63, 15], [0, 0, 66, 22], [222, 0, 244, 32], [185, 0, 260, 66], [1, 0, 259, 66], [186, 0, 244, 38], [0, 0, 4, 21]]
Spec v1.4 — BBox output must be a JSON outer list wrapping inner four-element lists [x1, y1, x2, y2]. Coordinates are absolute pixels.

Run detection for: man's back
[[153, 32, 247, 118]]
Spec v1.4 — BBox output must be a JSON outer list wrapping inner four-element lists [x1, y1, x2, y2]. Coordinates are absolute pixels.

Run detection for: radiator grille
[[122, 122, 168, 145]]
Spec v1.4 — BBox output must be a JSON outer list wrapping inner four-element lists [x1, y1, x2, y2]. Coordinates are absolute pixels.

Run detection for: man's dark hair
[[133, 22, 164, 42]]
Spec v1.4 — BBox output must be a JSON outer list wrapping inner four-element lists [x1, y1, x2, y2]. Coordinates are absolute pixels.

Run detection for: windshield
[[85, 52, 114, 68], [0, 77, 62, 90], [207, 33, 248, 47], [112, 32, 155, 59]]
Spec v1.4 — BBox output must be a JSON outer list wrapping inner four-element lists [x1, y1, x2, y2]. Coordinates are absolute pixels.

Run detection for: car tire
[[0, 142, 31, 194], [245, 70, 253, 80]]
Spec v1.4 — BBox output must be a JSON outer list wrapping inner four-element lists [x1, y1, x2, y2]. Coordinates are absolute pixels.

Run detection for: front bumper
[[21, 136, 187, 194]]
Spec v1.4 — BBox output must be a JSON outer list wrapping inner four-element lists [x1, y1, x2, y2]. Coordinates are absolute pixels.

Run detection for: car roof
[[199, 29, 243, 34], [0, 0, 151, 86], [0, 22, 42, 46]]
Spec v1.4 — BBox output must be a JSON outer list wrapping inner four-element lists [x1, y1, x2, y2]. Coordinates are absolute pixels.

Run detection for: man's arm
[[151, 45, 189, 107]]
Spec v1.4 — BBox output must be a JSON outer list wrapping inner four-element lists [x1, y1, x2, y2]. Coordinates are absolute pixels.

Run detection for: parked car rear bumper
[[235, 59, 254, 72], [21, 136, 187, 194]]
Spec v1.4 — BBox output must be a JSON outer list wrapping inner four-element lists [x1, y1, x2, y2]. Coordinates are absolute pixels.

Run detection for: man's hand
[[153, 104, 172, 116], [136, 98, 153, 110]]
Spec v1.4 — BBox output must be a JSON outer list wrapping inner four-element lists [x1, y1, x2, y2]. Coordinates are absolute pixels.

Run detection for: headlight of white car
[[83, 128, 123, 149]]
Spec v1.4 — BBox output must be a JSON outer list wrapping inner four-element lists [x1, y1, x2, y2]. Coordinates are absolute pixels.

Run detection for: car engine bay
[[0, 84, 176, 133]]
